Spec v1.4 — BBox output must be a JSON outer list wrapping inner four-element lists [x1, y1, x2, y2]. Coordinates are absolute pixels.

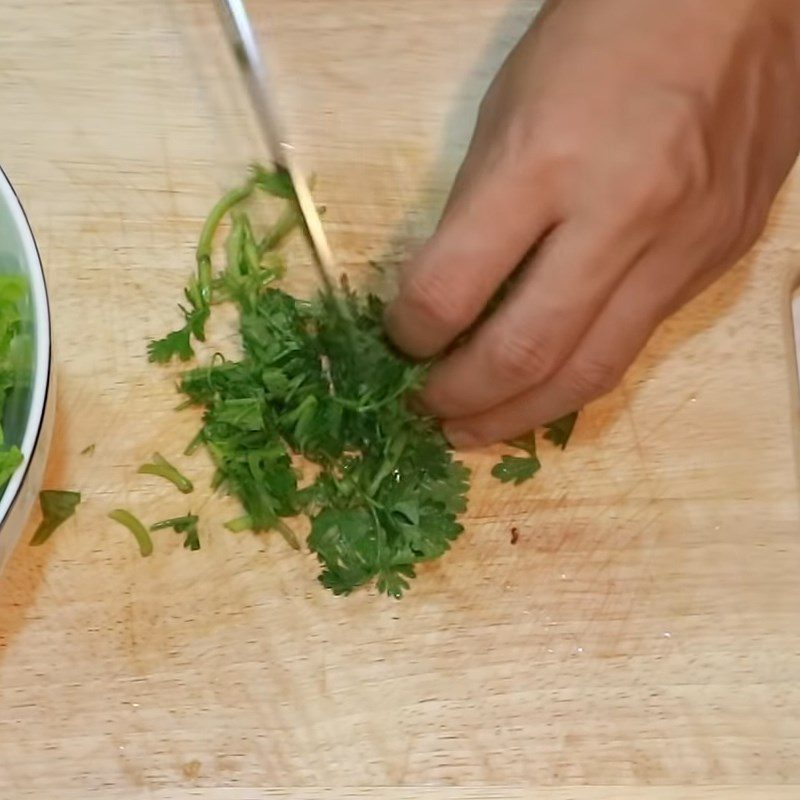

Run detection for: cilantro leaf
[[251, 165, 296, 199], [29, 490, 81, 546], [490, 412, 578, 487], [491, 431, 540, 486], [507, 431, 537, 457], [491, 454, 541, 485], [544, 411, 579, 449], [147, 325, 194, 363]]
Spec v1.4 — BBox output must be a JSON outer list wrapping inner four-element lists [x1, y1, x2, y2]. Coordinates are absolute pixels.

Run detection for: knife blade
[[215, 0, 339, 297]]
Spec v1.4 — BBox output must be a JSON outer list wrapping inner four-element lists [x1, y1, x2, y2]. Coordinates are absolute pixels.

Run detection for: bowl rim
[[0, 166, 52, 528]]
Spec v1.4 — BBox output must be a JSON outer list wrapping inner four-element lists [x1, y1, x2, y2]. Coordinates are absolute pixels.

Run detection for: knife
[[215, 0, 339, 298]]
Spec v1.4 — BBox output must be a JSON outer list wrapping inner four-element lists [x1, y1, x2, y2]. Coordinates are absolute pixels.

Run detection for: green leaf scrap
[[29, 490, 82, 546], [544, 411, 579, 450], [491, 455, 541, 486]]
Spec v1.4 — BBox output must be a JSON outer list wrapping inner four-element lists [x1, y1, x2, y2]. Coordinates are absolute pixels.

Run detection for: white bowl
[[0, 167, 54, 574]]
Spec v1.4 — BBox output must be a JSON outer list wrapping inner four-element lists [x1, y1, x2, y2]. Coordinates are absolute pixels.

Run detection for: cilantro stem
[[150, 515, 195, 531], [331, 366, 424, 413], [259, 204, 301, 254], [109, 509, 153, 557], [184, 430, 205, 456], [138, 452, 194, 494], [151, 513, 201, 551], [274, 519, 300, 550], [224, 515, 252, 533], [368, 503, 386, 574], [224, 514, 300, 550], [196, 179, 256, 304]]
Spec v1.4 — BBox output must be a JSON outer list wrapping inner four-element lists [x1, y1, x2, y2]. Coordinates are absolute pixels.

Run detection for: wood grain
[[0, 0, 798, 796]]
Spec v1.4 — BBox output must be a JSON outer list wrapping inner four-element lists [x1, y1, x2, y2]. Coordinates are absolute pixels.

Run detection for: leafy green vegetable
[[149, 166, 577, 597], [491, 431, 541, 486], [175, 283, 468, 597], [0, 275, 29, 486], [137, 453, 194, 494], [0, 446, 22, 487], [544, 411, 579, 450], [151, 513, 200, 551], [251, 165, 295, 199], [491, 410, 579, 484], [108, 509, 153, 557], [146, 277, 210, 364], [149, 169, 469, 597], [80, 444, 96, 456], [491, 455, 541, 485], [29, 490, 81, 546], [147, 165, 302, 365]]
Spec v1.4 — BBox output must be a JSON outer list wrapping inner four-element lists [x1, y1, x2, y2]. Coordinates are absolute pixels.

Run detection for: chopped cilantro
[[108, 509, 153, 557], [492, 431, 541, 485], [491, 455, 541, 485], [149, 166, 578, 597], [151, 513, 200, 551], [29, 490, 81, 546], [137, 453, 193, 494], [544, 411, 579, 449]]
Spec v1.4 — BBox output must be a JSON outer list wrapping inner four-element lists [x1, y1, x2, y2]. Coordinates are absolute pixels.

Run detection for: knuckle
[[534, 131, 584, 189], [621, 92, 712, 215], [401, 269, 472, 332], [664, 87, 706, 132], [564, 357, 622, 400], [490, 328, 560, 384], [619, 161, 689, 215]]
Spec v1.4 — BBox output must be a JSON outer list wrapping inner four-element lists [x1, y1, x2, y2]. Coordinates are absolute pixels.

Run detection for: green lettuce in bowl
[[0, 167, 54, 575], [0, 275, 31, 485]]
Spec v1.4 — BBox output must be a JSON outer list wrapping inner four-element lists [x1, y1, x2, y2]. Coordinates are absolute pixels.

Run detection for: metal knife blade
[[215, 0, 338, 296]]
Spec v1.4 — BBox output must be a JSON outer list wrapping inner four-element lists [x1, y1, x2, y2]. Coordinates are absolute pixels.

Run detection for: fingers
[[441, 252, 677, 447], [420, 217, 652, 418], [385, 152, 555, 359]]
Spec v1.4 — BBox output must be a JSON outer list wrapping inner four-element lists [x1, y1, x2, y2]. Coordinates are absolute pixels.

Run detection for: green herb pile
[[148, 166, 576, 597]]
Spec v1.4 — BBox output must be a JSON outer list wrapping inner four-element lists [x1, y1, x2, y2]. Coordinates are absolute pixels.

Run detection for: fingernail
[[443, 424, 482, 450]]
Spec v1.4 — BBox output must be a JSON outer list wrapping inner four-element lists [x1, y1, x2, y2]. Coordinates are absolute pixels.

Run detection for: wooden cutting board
[[0, 1, 798, 797]]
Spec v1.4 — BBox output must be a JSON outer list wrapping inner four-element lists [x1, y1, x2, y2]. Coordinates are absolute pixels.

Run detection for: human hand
[[386, 0, 800, 447]]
